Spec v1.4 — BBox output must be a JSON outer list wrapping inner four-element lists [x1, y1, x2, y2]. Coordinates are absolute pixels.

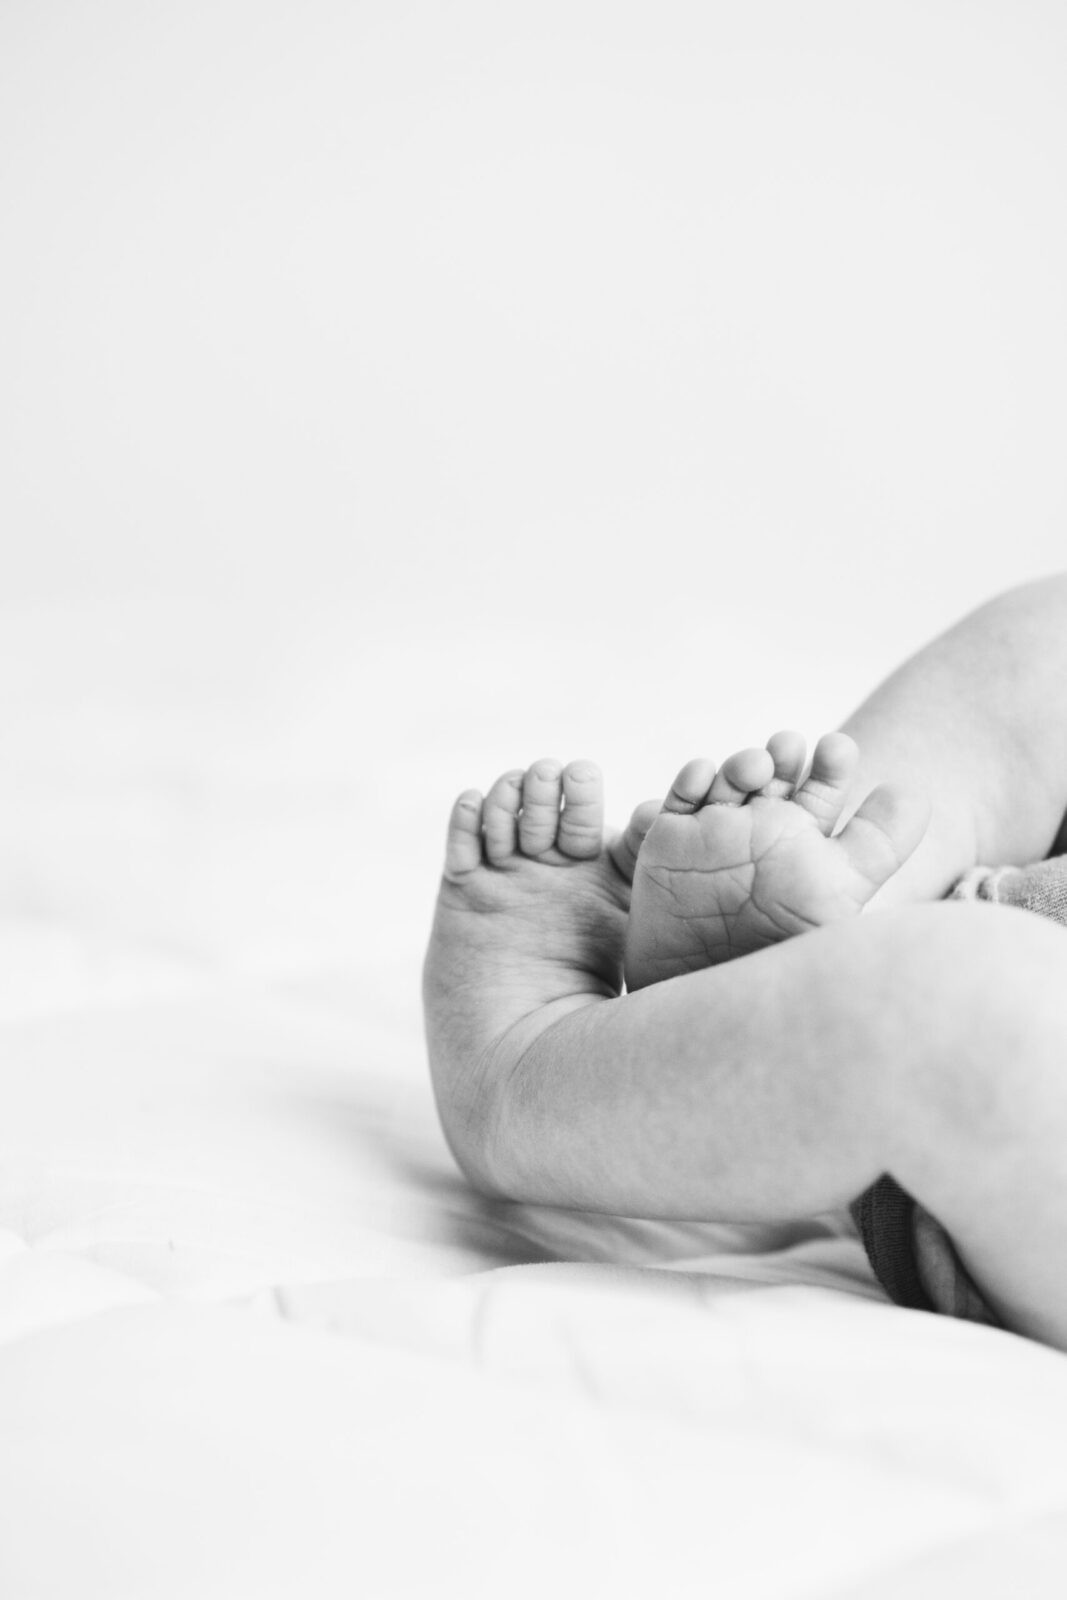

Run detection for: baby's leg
[[427, 766, 1067, 1350], [840, 574, 1067, 907], [478, 899, 1067, 1350]]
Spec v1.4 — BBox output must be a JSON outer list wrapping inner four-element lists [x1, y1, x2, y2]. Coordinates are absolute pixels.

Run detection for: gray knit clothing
[[849, 856, 1067, 1327]]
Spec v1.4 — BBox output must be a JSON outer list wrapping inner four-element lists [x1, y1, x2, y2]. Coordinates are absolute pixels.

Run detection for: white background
[[2, 0, 1065, 982], [2, 12, 1067, 1595]]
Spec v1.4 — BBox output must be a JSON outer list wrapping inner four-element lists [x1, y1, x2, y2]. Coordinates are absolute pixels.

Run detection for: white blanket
[[4, 1, 1067, 1589], [3, 593, 1067, 1600]]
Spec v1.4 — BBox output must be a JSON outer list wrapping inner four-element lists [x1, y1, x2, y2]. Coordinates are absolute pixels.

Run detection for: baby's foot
[[423, 758, 639, 1189], [624, 731, 930, 991]]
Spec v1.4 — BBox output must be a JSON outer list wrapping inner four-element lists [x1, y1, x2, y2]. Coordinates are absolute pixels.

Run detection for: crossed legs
[[424, 757, 1067, 1351]]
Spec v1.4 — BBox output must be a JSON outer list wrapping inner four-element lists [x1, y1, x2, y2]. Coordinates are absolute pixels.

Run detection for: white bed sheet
[[5, 0, 1067, 1587], [3, 593, 1067, 1600]]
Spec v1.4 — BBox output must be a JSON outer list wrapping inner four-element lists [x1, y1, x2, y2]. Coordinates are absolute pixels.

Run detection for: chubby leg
[[840, 574, 1067, 907], [482, 901, 1067, 1349], [490, 904, 1055, 1210], [427, 766, 1067, 1350]]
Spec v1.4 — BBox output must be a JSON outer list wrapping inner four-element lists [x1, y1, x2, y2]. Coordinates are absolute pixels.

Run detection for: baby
[[423, 576, 1067, 1351]]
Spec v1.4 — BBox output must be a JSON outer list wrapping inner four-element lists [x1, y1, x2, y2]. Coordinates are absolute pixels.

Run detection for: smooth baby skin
[[624, 572, 1067, 992], [424, 574, 1067, 1350], [424, 759, 1067, 1350], [840, 574, 1067, 905]]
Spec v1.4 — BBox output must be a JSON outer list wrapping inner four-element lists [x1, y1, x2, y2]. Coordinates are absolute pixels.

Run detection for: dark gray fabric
[[848, 1177, 935, 1312], [953, 859, 1067, 920]]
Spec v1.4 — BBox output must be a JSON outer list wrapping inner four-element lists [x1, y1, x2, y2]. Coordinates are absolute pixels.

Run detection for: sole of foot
[[624, 730, 931, 990]]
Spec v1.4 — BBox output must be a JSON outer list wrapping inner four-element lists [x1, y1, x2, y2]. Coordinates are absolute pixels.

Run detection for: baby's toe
[[761, 730, 807, 800], [835, 782, 931, 891], [792, 732, 859, 834], [662, 757, 718, 814], [483, 769, 524, 865], [610, 797, 661, 881], [444, 790, 485, 880], [558, 760, 604, 859], [707, 746, 775, 805], [519, 758, 565, 856]]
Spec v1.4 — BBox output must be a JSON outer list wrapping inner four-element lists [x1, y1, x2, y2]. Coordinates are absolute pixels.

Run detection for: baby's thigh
[[930, 1163, 1067, 1350], [890, 909, 1067, 1349]]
